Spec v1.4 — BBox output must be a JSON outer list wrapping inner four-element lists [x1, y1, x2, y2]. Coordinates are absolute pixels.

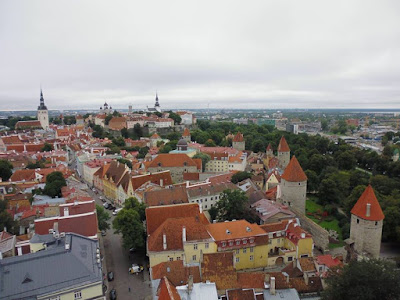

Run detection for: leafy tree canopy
[[231, 171, 252, 184], [0, 160, 13, 181], [96, 204, 110, 231], [214, 189, 257, 223]]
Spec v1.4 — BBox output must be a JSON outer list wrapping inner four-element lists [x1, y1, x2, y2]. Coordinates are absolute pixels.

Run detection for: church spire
[[38, 88, 47, 110], [155, 93, 160, 107]]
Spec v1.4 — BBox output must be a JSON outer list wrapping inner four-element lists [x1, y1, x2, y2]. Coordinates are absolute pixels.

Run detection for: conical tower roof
[[281, 156, 307, 182], [233, 132, 244, 142], [278, 136, 290, 152], [351, 185, 384, 221], [182, 128, 190, 137], [266, 143, 273, 151]]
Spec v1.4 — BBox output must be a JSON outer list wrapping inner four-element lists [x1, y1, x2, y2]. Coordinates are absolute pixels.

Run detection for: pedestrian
[[129, 287, 131, 292]]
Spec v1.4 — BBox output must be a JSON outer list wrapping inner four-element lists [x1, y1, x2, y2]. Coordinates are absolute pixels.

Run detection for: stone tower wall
[[350, 214, 383, 259], [280, 179, 307, 214], [233, 141, 245, 151], [278, 151, 290, 169], [38, 109, 49, 130]]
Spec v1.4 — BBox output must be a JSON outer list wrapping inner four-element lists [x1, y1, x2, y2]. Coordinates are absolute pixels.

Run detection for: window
[[375, 221, 378, 226], [235, 257, 240, 263], [250, 255, 254, 261], [236, 249, 240, 254], [243, 248, 247, 253], [288, 256, 293, 261], [169, 257, 173, 261], [236, 240, 240, 245], [243, 239, 247, 245], [205, 243, 209, 249], [205, 205, 207, 208], [222, 242, 226, 247], [194, 244, 198, 250], [211, 197, 213, 200], [250, 247, 254, 253], [177, 257, 181, 260], [192, 255, 197, 261], [250, 238, 254, 243], [74, 291, 82, 299], [229, 241, 234, 246], [357, 218, 360, 224]]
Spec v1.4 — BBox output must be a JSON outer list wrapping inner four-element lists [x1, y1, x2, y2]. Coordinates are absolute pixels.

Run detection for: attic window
[[226, 229, 231, 234], [246, 226, 251, 232], [22, 273, 32, 284], [158, 162, 162, 167]]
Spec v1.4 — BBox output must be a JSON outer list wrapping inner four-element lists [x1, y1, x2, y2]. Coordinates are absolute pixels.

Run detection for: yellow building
[[102, 160, 129, 202], [206, 220, 269, 270], [147, 215, 216, 268], [261, 219, 313, 266]]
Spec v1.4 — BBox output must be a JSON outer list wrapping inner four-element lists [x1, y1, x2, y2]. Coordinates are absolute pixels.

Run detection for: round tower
[[232, 132, 245, 151], [350, 185, 384, 259], [279, 155, 307, 214], [266, 143, 274, 158], [182, 128, 191, 142], [37, 89, 49, 130], [277, 136, 290, 169]]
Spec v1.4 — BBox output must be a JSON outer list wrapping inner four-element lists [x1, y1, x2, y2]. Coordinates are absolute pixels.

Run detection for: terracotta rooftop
[[148, 154, 199, 169], [226, 289, 255, 300], [281, 156, 307, 182], [150, 133, 161, 139], [152, 260, 201, 287], [10, 169, 36, 182], [182, 128, 190, 137], [132, 171, 173, 190], [201, 252, 238, 290], [266, 143, 273, 152], [298, 257, 316, 272], [206, 220, 267, 241], [316, 254, 343, 269], [278, 136, 290, 152], [351, 185, 384, 221], [146, 203, 201, 235], [157, 277, 181, 300], [233, 132, 244, 142]]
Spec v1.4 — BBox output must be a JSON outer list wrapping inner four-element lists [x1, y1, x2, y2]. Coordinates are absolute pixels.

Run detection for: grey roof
[[29, 233, 56, 245], [0, 233, 102, 300], [264, 288, 301, 300], [187, 182, 238, 198]]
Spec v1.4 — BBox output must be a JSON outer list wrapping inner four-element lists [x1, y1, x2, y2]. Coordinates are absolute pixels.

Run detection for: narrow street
[[87, 187, 152, 300]]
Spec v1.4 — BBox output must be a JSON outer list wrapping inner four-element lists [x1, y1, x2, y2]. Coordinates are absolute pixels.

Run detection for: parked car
[[107, 204, 115, 210], [103, 202, 109, 209], [99, 196, 105, 202], [113, 208, 123, 216], [109, 288, 117, 300], [101, 230, 106, 236], [107, 271, 114, 281], [129, 264, 144, 274]]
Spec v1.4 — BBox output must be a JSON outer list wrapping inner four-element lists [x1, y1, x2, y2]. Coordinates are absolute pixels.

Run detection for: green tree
[[112, 197, 146, 250], [322, 259, 400, 300], [137, 146, 149, 159], [168, 111, 182, 124], [26, 161, 46, 169], [305, 170, 319, 192], [105, 114, 113, 125], [215, 189, 256, 223], [43, 171, 67, 198], [96, 204, 110, 231], [343, 185, 367, 215], [337, 151, 356, 170], [0, 160, 13, 181], [117, 158, 132, 169], [321, 119, 328, 131], [41, 142, 54, 152], [204, 139, 216, 147], [318, 178, 340, 205], [0, 199, 18, 234], [252, 139, 265, 153], [231, 171, 252, 184], [121, 127, 129, 138], [193, 153, 211, 172]]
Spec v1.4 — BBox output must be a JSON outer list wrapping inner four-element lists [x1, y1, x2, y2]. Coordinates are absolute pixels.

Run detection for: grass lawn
[[306, 195, 344, 249]]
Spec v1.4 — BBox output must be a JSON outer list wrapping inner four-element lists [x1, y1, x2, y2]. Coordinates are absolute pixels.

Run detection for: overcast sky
[[1, 0, 400, 111]]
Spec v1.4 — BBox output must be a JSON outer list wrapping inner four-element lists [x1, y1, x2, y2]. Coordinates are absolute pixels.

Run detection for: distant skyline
[[1, 0, 400, 110]]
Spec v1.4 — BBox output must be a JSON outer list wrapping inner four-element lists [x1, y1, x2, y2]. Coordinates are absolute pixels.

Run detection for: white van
[[112, 208, 123, 216]]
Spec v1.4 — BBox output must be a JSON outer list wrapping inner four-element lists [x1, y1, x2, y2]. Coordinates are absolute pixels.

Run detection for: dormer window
[[229, 241, 233, 246], [243, 239, 247, 245], [236, 240, 240, 245], [249, 238, 254, 243], [158, 162, 162, 167], [222, 242, 226, 247], [226, 229, 231, 234]]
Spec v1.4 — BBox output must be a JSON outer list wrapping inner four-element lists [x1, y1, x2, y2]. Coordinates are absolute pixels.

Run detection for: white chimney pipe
[[182, 226, 186, 242], [366, 203, 371, 217], [270, 277, 276, 295], [160, 179, 163, 187], [163, 233, 167, 250]]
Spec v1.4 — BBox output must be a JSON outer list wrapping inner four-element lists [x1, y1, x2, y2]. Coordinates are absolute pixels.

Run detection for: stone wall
[[292, 208, 330, 253]]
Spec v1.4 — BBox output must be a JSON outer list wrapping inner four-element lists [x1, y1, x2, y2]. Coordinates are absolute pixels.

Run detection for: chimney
[[160, 179, 164, 187], [188, 275, 194, 293], [182, 226, 186, 242], [366, 203, 371, 217], [270, 277, 276, 295], [303, 272, 309, 285], [163, 232, 167, 250], [64, 207, 69, 217]]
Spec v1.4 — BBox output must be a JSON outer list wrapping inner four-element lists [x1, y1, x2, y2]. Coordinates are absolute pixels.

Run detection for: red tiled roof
[[157, 277, 181, 300], [151, 133, 161, 139], [260, 220, 290, 233], [132, 171, 173, 190], [148, 154, 199, 169], [266, 143, 273, 152], [59, 200, 95, 216], [146, 203, 200, 235], [281, 156, 307, 182], [286, 222, 312, 245], [316, 255, 343, 269], [265, 186, 278, 200], [108, 117, 127, 130], [233, 132, 244, 142], [237, 272, 265, 289], [148, 217, 210, 252], [351, 185, 384, 221], [208, 173, 234, 185], [278, 136, 290, 152], [183, 172, 199, 181], [227, 289, 255, 300], [206, 220, 267, 241], [15, 120, 42, 129], [182, 128, 190, 137], [201, 252, 237, 290], [152, 261, 201, 287], [10, 169, 36, 182], [1, 136, 22, 144]]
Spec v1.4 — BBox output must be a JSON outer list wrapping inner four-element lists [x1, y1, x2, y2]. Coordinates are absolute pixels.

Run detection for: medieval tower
[[279, 155, 307, 214], [182, 128, 191, 142], [277, 136, 290, 169], [232, 132, 245, 151], [37, 89, 49, 130], [349, 185, 384, 259], [266, 143, 274, 158]]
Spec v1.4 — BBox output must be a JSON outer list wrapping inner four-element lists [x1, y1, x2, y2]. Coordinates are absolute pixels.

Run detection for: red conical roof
[[278, 136, 290, 152], [281, 156, 307, 182], [351, 185, 384, 221], [233, 132, 244, 142], [266, 143, 273, 151], [182, 128, 190, 137]]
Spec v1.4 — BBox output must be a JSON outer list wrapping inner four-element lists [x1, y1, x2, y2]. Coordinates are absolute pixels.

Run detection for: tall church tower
[[279, 156, 307, 214], [277, 136, 290, 169], [37, 89, 49, 130], [350, 185, 384, 259]]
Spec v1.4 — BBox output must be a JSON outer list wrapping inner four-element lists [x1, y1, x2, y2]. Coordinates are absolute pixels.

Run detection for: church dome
[[177, 138, 188, 147]]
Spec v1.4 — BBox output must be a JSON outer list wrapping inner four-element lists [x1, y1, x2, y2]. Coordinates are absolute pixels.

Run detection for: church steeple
[[38, 89, 47, 110], [155, 93, 160, 107]]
